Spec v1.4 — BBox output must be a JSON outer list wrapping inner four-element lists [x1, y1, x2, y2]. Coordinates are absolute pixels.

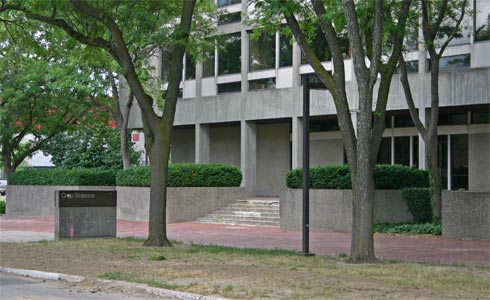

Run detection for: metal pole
[[300, 75, 314, 256]]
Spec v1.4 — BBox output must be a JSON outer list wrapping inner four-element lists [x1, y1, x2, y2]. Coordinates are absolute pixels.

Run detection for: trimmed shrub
[[117, 163, 242, 187], [0, 201, 5, 214], [9, 169, 117, 186], [402, 187, 432, 223], [286, 164, 429, 190]]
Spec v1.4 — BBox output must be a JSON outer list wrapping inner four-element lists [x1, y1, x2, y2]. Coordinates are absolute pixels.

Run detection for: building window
[[249, 78, 275, 91], [451, 134, 468, 190], [429, 54, 471, 71], [475, 0, 490, 42], [218, 81, 241, 94], [438, 111, 468, 126], [394, 114, 415, 128], [218, 0, 240, 7], [471, 105, 490, 124], [185, 53, 195, 80], [218, 33, 241, 75], [377, 137, 392, 165], [394, 136, 411, 166], [301, 27, 330, 64], [279, 32, 292, 67], [394, 60, 419, 74], [249, 32, 276, 72], [310, 118, 339, 132], [218, 12, 241, 25], [202, 44, 215, 78]]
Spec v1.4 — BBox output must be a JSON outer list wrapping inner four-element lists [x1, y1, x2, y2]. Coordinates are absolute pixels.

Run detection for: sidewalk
[[1, 216, 489, 266]]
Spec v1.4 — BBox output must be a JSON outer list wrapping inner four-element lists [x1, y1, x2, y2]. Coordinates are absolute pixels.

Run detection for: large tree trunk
[[426, 136, 442, 219], [144, 124, 171, 246]]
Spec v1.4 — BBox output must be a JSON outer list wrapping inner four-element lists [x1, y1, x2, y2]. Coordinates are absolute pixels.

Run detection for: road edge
[[0, 266, 227, 300]]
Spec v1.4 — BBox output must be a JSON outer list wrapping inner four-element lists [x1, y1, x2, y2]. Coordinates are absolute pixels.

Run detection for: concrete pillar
[[195, 124, 210, 163], [292, 117, 303, 169], [240, 0, 249, 92], [241, 120, 256, 195]]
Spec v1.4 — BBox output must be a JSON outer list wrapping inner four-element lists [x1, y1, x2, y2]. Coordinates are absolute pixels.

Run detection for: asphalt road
[[0, 273, 159, 300]]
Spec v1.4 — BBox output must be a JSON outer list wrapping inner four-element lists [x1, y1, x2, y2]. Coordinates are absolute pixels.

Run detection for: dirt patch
[[1, 238, 488, 299]]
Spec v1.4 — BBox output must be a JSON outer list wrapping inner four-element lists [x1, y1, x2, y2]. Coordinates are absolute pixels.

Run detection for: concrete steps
[[195, 198, 280, 227]]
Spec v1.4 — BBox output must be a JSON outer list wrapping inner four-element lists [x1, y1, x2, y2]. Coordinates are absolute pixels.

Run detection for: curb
[[0, 266, 228, 300]]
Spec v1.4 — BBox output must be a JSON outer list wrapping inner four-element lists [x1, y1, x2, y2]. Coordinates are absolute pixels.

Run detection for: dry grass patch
[[0, 238, 488, 299]]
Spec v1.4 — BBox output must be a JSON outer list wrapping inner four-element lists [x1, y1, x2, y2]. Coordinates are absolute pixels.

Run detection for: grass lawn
[[0, 238, 488, 299]]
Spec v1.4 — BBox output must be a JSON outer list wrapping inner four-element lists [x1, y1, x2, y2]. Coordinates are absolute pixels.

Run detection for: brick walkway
[[1, 217, 489, 266]]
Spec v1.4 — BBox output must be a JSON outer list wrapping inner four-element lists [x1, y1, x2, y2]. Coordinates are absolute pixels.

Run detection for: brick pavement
[[1, 217, 488, 266]]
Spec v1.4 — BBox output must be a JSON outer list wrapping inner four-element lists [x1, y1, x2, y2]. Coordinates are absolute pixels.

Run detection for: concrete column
[[241, 0, 249, 93], [292, 117, 303, 169], [292, 41, 301, 87], [195, 124, 210, 163], [241, 120, 256, 195], [195, 61, 203, 98]]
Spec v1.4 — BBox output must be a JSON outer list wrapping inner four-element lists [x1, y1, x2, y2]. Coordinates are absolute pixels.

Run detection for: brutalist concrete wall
[[442, 191, 490, 240], [6, 185, 116, 218], [280, 189, 413, 232], [117, 186, 247, 222]]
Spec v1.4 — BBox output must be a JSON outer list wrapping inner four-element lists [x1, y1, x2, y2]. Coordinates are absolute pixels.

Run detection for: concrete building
[[127, 0, 490, 196]]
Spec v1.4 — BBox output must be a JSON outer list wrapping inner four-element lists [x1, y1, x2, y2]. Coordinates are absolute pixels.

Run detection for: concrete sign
[[55, 190, 117, 239]]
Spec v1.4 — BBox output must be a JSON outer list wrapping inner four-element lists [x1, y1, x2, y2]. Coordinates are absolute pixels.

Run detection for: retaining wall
[[6, 185, 246, 223], [442, 191, 489, 240], [116, 186, 246, 222], [280, 189, 413, 232]]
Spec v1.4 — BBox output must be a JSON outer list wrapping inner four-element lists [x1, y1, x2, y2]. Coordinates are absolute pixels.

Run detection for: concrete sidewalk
[[1, 216, 488, 266]]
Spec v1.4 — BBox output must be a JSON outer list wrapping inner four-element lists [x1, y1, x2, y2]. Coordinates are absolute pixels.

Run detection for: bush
[[9, 169, 117, 186], [374, 221, 441, 235], [117, 163, 242, 187], [402, 187, 432, 223], [286, 164, 429, 190], [0, 201, 5, 214]]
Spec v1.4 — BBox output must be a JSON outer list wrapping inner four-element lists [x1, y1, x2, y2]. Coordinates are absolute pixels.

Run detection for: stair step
[[194, 198, 280, 227]]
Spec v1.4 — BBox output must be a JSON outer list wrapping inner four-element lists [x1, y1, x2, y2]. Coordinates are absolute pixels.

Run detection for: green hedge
[[286, 164, 429, 190], [9, 169, 117, 186], [117, 163, 242, 187], [401, 187, 432, 223]]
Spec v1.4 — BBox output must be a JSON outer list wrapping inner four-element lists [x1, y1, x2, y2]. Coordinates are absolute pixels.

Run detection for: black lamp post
[[299, 74, 314, 257]]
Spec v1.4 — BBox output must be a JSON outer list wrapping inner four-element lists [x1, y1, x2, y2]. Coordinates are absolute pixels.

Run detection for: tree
[[0, 30, 104, 179], [1, 0, 214, 246], [399, 0, 468, 219], [251, 0, 410, 262], [42, 122, 140, 170]]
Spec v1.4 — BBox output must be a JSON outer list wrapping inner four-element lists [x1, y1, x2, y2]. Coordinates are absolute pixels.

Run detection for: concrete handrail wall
[[6, 185, 246, 223], [280, 189, 413, 232], [442, 191, 489, 240]]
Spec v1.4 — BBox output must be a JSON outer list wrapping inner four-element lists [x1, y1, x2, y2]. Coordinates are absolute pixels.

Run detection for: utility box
[[55, 190, 117, 239]]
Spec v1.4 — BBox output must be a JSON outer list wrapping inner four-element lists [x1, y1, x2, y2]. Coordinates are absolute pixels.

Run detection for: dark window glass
[[451, 134, 468, 190], [438, 135, 449, 189], [301, 27, 330, 64], [394, 136, 411, 166], [218, 0, 240, 7], [202, 44, 215, 78], [161, 48, 170, 82], [310, 119, 340, 132], [249, 77, 275, 91], [279, 33, 292, 67], [218, 12, 241, 25], [438, 111, 467, 126], [218, 33, 241, 75], [249, 32, 276, 71], [177, 88, 183, 98], [412, 136, 419, 167], [471, 107, 490, 124], [300, 73, 328, 89], [475, 0, 490, 42], [394, 60, 419, 74], [394, 114, 415, 128], [377, 137, 391, 164], [429, 54, 471, 71], [185, 53, 195, 80], [217, 81, 241, 94]]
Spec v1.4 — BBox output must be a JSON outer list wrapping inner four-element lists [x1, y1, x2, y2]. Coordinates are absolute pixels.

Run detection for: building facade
[[127, 0, 490, 196]]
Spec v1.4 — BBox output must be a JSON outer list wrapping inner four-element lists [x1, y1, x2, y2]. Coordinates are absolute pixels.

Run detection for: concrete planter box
[[117, 186, 247, 222], [6, 185, 115, 218], [6, 185, 246, 223], [280, 189, 413, 232], [442, 191, 489, 240]]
